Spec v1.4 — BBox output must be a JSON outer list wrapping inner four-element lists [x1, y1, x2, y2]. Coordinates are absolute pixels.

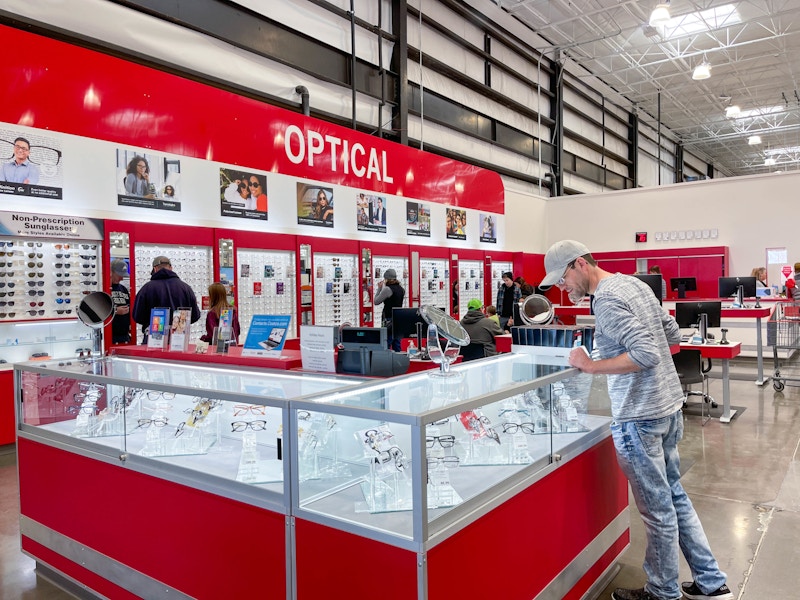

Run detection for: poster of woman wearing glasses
[[219, 167, 268, 221], [0, 127, 63, 199], [116, 148, 182, 212]]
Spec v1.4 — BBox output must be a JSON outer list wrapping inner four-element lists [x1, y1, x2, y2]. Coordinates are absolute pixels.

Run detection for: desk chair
[[460, 342, 486, 362], [672, 349, 716, 425]]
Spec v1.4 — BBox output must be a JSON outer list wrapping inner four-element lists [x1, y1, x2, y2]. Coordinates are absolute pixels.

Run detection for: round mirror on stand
[[419, 305, 470, 376], [76, 291, 115, 360], [518, 294, 555, 326]]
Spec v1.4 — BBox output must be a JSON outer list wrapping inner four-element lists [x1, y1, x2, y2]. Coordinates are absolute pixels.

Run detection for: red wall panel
[[0, 24, 503, 213]]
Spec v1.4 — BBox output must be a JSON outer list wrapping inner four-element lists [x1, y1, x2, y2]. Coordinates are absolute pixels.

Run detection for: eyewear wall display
[[313, 252, 358, 327], [458, 259, 483, 316], [419, 258, 450, 311], [0, 237, 101, 321], [134, 243, 213, 345], [236, 249, 297, 337]]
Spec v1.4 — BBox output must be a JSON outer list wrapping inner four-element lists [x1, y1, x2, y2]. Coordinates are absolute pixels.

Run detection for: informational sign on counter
[[300, 325, 336, 373], [242, 315, 291, 357]]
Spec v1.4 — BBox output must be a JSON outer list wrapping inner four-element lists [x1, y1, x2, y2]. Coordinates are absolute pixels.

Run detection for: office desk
[[675, 342, 741, 423]]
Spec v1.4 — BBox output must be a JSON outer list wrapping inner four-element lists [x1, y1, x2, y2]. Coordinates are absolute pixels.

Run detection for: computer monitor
[[669, 277, 697, 299], [391, 307, 427, 340], [718, 276, 757, 299], [675, 301, 722, 329], [633, 274, 663, 305]]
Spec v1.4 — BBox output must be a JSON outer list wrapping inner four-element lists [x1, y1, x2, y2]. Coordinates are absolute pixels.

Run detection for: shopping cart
[[767, 301, 800, 391]]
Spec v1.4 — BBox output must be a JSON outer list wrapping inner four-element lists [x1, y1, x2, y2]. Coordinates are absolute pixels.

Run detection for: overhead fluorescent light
[[692, 61, 711, 80], [725, 105, 741, 118], [748, 135, 762, 145], [649, 2, 671, 27]]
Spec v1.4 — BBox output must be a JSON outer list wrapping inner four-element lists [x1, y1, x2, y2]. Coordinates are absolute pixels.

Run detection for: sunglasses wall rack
[[313, 252, 359, 327], [457, 259, 483, 315], [0, 237, 101, 323], [419, 258, 449, 310], [236, 249, 297, 336], [133, 243, 213, 346]]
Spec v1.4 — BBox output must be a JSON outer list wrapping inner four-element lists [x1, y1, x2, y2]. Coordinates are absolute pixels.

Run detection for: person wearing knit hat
[[374, 268, 405, 351], [460, 297, 503, 360], [110, 259, 131, 344]]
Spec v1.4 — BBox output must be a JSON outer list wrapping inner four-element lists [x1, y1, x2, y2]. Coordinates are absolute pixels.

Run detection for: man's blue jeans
[[611, 411, 727, 599]]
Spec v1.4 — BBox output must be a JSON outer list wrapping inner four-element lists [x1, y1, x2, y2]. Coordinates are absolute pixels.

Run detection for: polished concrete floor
[[1, 356, 799, 600]]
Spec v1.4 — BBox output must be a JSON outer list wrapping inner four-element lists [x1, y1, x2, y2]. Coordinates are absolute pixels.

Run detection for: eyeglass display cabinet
[[14, 356, 363, 600], [14, 352, 628, 600]]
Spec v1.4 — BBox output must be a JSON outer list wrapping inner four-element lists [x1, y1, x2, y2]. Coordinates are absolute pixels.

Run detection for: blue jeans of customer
[[611, 411, 727, 600]]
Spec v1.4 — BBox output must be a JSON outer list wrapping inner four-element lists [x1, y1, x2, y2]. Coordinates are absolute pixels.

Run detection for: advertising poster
[[0, 127, 63, 199], [446, 208, 467, 241], [169, 308, 192, 352], [242, 314, 292, 356], [356, 192, 387, 233], [406, 201, 430, 237], [116, 148, 181, 212], [479, 213, 497, 243], [219, 167, 268, 221], [297, 183, 334, 228]]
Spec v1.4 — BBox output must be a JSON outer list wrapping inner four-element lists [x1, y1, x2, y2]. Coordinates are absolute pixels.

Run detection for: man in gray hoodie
[[460, 298, 504, 356]]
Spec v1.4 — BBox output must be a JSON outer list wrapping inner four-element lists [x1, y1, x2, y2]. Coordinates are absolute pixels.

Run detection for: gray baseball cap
[[540, 240, 590, 288], [152, 256, 171, 268], [110, 260, 128, 276]]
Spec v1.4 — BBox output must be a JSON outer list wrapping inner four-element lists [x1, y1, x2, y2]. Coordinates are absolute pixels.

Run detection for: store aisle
[[1, 358, 798, 600]]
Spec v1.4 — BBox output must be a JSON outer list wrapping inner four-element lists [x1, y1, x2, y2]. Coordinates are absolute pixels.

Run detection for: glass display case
[[16, 356, 363, 505], [289, 351, 611, 547], [14, 351, 623, 600]]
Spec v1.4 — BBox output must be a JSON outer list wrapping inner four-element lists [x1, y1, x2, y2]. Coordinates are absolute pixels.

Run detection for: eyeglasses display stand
[[419, 258, 449, 311], [134, 243, 213, 344], [458, 258, 483, 315], [313, 252, 358, 326], [15, 350, 627, 600], [237, 248, 296, 337]]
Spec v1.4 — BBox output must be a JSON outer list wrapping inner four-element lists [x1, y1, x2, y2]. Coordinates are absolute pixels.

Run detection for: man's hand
[[116, 306, 130, 316], [568, 345, 592, 372]]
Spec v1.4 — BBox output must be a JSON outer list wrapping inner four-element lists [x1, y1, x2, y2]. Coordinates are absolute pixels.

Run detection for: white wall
[[543, 171, 800, 280], [503, 183, 549, 253]]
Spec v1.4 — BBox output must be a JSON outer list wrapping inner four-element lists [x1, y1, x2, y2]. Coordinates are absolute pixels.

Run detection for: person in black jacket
[[132, 255, 201, 343], [374, 268, 405, 351]]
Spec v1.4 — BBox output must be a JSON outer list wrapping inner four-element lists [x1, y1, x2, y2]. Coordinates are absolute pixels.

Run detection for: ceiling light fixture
[[725, 105, 741, 118], [748, 135, 762, 145], [692, 58, 711, 80], [649, 2, 671, 27], [764, 157, 776, 166]]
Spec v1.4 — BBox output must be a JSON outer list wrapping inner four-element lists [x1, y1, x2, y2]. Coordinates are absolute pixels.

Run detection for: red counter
[[112, 344, 304, 370]]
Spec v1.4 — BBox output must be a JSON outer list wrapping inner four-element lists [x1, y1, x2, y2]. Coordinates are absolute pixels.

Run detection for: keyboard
[[680, 334, 691, 342]]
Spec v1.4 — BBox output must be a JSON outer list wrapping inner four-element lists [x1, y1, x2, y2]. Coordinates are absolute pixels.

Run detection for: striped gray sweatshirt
[[592, 273, 685, 422]]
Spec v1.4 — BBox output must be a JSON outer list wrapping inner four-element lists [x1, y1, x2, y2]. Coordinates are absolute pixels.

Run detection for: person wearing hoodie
[[460, 298, 504, 357], [132, 255, 202, 343]]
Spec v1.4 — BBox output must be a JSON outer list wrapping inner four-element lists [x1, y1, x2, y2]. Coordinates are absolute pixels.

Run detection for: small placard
[[300, 325, 336, 373], [242, 315, 291, 357], [147, 308, 170, 350]]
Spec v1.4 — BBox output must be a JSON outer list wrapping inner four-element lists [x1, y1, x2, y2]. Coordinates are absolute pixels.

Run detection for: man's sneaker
[[681, 581, 734, 600], [612, 588, 664, 600]]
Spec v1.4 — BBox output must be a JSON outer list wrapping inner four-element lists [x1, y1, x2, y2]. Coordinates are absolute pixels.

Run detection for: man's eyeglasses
[[557, 259, 578, 286]]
